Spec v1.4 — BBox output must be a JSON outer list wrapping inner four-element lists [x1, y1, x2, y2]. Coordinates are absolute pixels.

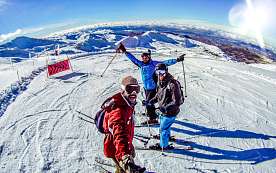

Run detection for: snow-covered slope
[[0, 36, 276, 173]]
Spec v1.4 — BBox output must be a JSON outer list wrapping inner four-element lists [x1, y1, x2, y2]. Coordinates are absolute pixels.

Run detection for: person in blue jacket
[[116, 43, 185, 124]]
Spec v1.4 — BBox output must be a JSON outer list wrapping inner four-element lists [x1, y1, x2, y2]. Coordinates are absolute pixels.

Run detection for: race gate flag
[[47, 58, 72, 76]]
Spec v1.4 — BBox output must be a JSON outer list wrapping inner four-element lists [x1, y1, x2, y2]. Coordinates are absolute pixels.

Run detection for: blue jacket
[[125, 52, 177, 90]]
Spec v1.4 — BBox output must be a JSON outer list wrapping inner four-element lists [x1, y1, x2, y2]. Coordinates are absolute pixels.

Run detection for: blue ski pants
[[159, 115, 176, 148]]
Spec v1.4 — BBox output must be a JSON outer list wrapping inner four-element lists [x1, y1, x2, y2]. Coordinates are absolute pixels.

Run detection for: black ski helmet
[[155, 63, 168, 71], [141, 49, 151, 58]]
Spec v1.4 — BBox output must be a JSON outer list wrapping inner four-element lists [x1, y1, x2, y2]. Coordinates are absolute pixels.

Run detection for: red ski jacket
[[103, 92, 135, 161]]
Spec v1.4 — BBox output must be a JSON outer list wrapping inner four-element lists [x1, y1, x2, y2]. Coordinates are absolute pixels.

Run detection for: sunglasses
[[155, 70, 166, 75], [123, 84, 140, 94], [141, 55, 150, 59]]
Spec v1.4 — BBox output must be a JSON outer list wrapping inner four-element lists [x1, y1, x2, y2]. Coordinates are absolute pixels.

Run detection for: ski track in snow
[[0, 43, 276, 172]]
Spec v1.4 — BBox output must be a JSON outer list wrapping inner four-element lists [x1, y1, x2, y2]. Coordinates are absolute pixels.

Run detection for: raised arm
[[153, 54, 186, 67], [152, 58, 176, 67], [162, 59, 177, 66], [125, 52, 143, 67], [116, 43, 143, 67]]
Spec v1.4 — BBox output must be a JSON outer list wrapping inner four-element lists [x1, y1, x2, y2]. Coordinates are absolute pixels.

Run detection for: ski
[[85, 158, 112, 173], [93, 163, 112, 173], [151, 134, 177, 142], [134, 136, 150, 144], [77, 116, 94, 124], [135, 133, 176, 141], [95, 157, 116, 167], [134, 133, 191, 143], [135, 134, 151, 140], [75, 110, 95, 120], [135, 123, 159, 128], [95, 157, 153, 173], [135, 145, 193, 151]]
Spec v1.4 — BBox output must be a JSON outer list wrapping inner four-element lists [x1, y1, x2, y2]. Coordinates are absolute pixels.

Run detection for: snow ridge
[[0, 67, 45, 117]]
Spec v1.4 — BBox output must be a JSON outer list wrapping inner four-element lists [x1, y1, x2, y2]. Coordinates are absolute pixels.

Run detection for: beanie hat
[[141, 49, 151, 58], [155, 63, 168, 71], [121, 76, 138, 87]]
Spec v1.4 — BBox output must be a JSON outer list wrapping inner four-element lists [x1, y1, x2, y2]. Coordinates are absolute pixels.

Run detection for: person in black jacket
[[147, 63, 183, 150], [116, 43, 185, 125]]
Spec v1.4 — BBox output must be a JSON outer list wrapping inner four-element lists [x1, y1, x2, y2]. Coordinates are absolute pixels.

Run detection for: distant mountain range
[[0, 24, 275, 63]]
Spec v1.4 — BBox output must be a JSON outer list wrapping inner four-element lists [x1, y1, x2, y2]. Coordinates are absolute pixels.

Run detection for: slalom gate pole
[[181, 61, 187, 97], [100, 53, 118, 77], [67, 54, 74, 72], [46, 56, 49, 78]]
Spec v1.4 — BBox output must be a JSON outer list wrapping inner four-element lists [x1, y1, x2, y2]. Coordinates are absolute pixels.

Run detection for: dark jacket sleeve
[[164, 81, 182, 112], [149, 89, 158, 105], [108, 108, 130, 160]]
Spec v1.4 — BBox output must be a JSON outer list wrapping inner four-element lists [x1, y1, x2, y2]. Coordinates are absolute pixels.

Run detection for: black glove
[[142, 100, 148, 106], [116, 43, 126, 53], [142, 100, 152, 107], [177, 54, 185, 62], [159, 106, 166, 113]]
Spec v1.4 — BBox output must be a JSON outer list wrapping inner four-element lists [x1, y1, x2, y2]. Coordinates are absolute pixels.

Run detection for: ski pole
[[181, 61, 187, 97], [100, 53, 118, 77]]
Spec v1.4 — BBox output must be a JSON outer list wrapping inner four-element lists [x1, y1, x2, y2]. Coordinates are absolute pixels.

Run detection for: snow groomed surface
[[0, 23, 276, 173]]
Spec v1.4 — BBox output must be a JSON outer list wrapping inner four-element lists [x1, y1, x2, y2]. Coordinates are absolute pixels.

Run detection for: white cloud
[[24, 27, 44, 34], [0, 27, 46, 43], [0, 29, 22, 42], [0, 20, 80, 43]]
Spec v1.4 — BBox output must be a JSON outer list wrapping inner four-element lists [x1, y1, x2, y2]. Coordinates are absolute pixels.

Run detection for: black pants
[[144, 89, 158, 120]]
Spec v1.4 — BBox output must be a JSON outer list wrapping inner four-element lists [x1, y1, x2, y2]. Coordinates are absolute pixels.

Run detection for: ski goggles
[[155, 70, 167, 75], [122, 84, 140, 94]]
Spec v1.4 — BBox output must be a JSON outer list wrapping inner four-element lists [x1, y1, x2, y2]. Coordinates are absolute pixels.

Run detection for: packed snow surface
[[0, 25, 276, 173]]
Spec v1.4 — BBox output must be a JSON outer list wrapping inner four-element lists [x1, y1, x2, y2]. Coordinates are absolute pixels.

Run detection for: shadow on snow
[[172, 120, 275, 140], [166, 120, 276, 164], [54, 72, 88, 80]]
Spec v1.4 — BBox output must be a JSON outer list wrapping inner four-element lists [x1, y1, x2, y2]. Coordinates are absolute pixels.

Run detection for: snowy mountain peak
[[0, 22, 276, 62], [0, 36, 63, 50]]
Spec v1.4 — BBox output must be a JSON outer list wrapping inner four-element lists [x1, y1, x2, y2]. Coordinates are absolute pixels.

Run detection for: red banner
[[47, 59, 71, 76]]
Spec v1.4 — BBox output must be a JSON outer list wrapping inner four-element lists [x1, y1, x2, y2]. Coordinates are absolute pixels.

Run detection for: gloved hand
[[159, 106, 167, 113], [142, 100, 152, 107], [142, 100, 148, 106], [176, 54, 185, 62], [120, 154, 146, 173], [116, 43, 126, 53]]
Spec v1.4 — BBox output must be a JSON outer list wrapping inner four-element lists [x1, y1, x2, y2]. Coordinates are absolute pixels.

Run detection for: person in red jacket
[[103, 76, 146, 173]]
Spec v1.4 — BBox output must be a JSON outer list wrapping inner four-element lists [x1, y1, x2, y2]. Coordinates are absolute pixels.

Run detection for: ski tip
[[184, 146, 193, 150], [135, 124, 159, 128]]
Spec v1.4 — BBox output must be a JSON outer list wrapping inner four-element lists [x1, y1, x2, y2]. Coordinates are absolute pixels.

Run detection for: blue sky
[[0, 0, 275, 45], [0, 0, 240, 33]]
